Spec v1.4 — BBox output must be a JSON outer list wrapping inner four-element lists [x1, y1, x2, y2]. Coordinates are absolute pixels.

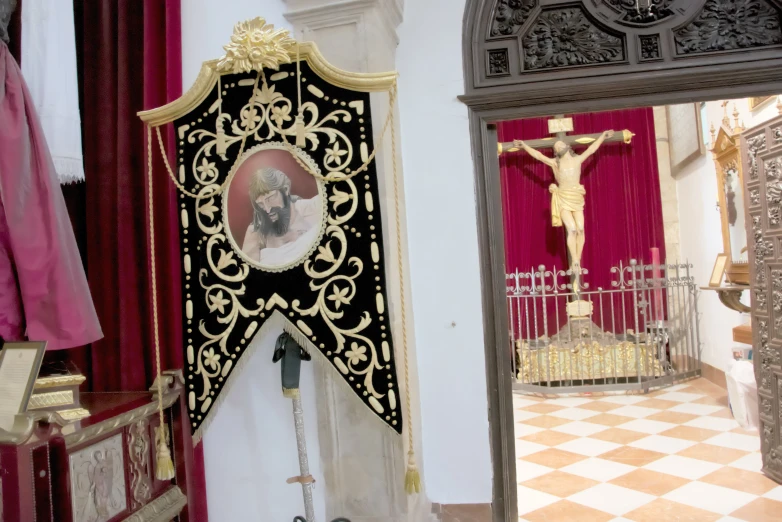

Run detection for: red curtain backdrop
[[62, 1, 208, 519], [498, 108, 665, 335]]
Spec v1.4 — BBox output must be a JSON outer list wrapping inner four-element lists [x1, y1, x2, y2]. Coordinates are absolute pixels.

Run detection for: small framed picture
[[709, 254, 728, 287], [749, 96, 775, 111], [0, 341, 46, 415]]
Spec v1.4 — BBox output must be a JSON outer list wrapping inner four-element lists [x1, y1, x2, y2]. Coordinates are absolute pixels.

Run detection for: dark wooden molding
[[461, 0, 782, 520], [432, 503, 493, 522]]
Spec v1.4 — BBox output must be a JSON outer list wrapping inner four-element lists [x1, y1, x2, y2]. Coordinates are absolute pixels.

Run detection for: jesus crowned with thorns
[[241, 167, 321, 266]]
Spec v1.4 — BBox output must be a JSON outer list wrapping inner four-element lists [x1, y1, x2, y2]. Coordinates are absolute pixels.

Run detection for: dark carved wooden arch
[[461, 1, 782, 521], [463, 0, 782, 109]]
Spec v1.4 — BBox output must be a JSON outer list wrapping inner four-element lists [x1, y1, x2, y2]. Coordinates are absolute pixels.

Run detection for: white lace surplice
[[21, 0, 84, 184]]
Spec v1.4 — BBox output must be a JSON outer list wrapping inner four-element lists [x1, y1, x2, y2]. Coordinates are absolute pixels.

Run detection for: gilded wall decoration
[[144, 51, 403, 440], [490, 0, 537, 37], [523, 7, 625, 70], [674, 0, 782, 55], [69, 433, 127, 522]]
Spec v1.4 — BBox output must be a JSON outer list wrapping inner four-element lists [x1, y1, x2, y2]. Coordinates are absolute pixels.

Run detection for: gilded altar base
[[516, 339, 664, 385]]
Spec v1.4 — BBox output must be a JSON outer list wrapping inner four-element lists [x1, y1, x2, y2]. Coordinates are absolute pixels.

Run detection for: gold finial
[[710, 122, 716, 144], [732, 103, 742, 132], [217, 18, 296, 74], [721, 100, 731, 128]]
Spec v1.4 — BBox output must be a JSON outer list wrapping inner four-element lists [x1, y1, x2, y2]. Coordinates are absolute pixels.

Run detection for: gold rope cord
[[147, 61, 418, 493], [154, 71, 262, 200], [389, 87, 420, 494], [146, 125, 176, 481]]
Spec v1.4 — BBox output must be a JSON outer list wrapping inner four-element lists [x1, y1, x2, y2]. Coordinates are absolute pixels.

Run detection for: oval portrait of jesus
[[223, 143, 326, 272]]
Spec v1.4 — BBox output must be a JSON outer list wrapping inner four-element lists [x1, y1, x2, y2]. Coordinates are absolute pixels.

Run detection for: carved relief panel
[[69, 433, 128, 522], [127, 419, 153, 510], [466, 0, 782, 102], [743, 114, 782, 484]]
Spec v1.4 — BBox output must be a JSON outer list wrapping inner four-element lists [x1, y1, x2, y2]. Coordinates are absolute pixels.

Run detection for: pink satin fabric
[[0, 42, 102, 349]]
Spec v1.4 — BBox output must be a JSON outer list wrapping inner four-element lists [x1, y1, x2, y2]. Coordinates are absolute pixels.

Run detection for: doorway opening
[[499, 98, 780, 520]]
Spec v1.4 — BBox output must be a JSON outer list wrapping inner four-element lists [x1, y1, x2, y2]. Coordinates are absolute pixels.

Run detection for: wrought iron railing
[[506, 260, 701, 393]]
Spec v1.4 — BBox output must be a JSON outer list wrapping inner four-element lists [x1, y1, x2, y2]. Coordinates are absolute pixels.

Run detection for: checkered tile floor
[[514, 378, 782, 521]]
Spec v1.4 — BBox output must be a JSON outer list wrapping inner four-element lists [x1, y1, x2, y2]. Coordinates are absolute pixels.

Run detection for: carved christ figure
[[513, 130, 614, 276]]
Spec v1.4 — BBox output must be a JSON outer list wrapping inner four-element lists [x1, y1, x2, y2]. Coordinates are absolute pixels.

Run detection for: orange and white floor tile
[[513, 378, 782, 521]]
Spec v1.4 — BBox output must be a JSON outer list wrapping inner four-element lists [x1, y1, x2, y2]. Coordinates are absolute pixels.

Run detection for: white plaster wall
[[201, 326, 326, 522], [675, 97, 781, 372], [396, 0, 493, 505], [181, 0, 291, 89]]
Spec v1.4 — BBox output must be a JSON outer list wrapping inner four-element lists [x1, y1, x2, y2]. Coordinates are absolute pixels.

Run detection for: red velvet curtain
[[7, 0, 20, 63], [66, 1, 208, 519], [498, 108, 665, 336]]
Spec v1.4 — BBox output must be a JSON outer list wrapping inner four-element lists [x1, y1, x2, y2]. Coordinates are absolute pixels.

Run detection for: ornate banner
[[139, 20, 402, 442]]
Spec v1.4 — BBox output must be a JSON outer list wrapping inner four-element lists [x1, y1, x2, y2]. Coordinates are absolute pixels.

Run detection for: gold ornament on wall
[[217, 17, 296, 74]]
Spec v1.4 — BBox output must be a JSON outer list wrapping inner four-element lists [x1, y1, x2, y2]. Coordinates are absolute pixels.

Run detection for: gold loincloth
[[549, 184, 586, 227]]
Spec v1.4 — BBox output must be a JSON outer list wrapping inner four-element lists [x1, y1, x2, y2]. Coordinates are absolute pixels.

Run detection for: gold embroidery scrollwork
[[292, 220, 383, 401], [180, 58, 398, 434]]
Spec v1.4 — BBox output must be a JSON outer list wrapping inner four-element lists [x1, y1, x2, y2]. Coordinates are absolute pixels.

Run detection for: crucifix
[[499, 115, 634, 293]]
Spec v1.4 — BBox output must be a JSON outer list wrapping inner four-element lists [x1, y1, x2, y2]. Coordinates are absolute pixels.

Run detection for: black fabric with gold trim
[[174, 60, 402, 438]]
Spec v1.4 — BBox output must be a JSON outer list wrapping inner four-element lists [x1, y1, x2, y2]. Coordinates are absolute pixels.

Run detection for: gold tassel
[[155, 424, 176, 481], [404, 450, 421, 494]]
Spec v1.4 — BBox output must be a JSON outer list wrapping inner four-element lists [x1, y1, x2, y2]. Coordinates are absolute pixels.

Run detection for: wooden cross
[[498, 114, 634, 155]]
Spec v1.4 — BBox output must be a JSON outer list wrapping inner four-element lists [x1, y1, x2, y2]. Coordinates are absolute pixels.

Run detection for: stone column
[[283, 2, 431, 520], [653, 106, 682, 263]]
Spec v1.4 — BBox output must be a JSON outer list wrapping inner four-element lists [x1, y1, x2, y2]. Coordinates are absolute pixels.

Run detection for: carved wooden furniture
[[0, 371, 192, 522], [700, 285, 751, 314], [743, 113, 782, 484]]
